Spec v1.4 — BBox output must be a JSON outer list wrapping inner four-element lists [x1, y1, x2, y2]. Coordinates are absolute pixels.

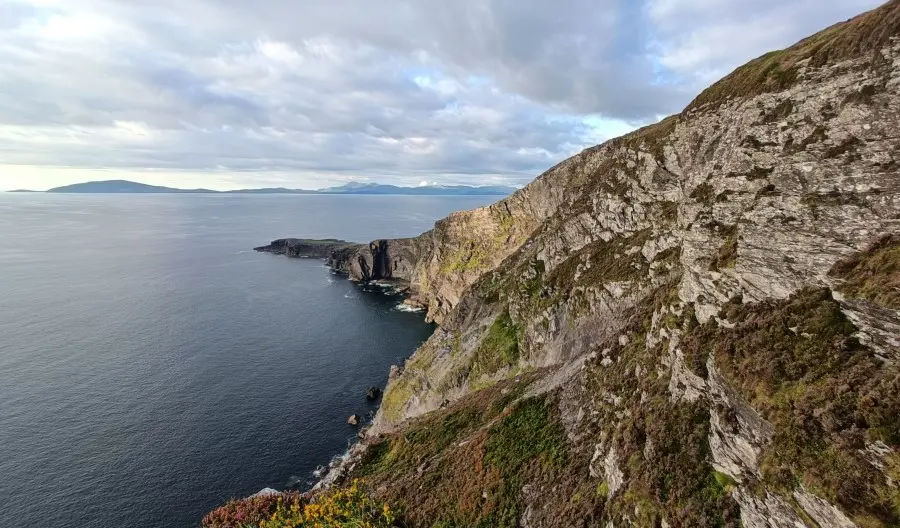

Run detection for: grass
[[828, 234, 900, 309], [440, 244, 489, 275], [622, 115, 680, 163], [481, 397, 569, 527], [685, 0, 900, 112], [546, 230, 652, 291], [470, 309, 521, 381], [713, 471, 737, 492], [577, 280, 742, 527], [350, 376, 589, 528], [703, 288, 900, 525], [484, 397, 567, 471], [708, 224, 738, 271]]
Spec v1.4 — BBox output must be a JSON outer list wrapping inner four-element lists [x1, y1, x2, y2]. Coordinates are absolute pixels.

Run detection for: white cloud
[[0, 0, 887, 190]]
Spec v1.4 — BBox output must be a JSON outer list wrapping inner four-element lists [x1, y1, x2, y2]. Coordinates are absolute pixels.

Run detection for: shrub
[[259, 481, 396, 528], [708, 224, 738, 271], [203, 492, 301, 528], [470, 310, 520, 380], [484, 397, 566, 472], [708, 288, 900, 525], [828, 234, 900, 309]]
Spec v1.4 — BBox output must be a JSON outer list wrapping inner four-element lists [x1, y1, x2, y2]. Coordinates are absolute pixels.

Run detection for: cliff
[[254, 238, 358, 258], [250, 2, 900, 526]]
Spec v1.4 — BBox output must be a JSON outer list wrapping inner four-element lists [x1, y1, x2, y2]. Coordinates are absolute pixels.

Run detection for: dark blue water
[[0, 194, 496, 528]]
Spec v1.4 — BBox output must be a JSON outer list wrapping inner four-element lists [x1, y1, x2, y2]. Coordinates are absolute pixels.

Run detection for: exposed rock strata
[[262, 3, 900, 526], [253, 238, 357, 259]]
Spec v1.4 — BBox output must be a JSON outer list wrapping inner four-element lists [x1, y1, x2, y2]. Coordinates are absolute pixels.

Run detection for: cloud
[[0, 0, 885, 190]]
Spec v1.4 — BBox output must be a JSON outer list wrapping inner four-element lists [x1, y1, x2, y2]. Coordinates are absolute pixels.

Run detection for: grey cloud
[[0, 0, 887, 187]]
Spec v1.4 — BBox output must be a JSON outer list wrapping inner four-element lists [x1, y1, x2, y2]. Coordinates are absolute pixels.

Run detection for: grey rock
[[793, 487, 858, 528]]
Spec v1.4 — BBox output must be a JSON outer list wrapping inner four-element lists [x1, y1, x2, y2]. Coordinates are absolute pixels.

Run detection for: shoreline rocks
[[253, 238, 358, 258], [365, 387, 382, 401]]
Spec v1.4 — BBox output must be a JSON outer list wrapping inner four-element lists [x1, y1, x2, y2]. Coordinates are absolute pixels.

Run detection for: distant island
[[9, 180, 519, 196]]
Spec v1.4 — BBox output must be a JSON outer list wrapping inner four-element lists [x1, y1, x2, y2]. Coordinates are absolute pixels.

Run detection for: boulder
[[365, 386, 382, 401]]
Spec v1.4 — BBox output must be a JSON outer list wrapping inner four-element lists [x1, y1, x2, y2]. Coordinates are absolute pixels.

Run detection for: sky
[[0, 0, 884, 191]]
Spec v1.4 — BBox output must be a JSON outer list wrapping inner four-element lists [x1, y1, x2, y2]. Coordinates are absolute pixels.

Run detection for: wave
[[395, 302, 424, 313]]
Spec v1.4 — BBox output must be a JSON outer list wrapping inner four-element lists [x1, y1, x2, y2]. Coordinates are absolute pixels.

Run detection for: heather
[[202, 483, 397, 528]]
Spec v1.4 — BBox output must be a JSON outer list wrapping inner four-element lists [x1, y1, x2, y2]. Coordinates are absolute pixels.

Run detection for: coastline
[[254, 238, 427, 313], [253, 239, 427, 494]]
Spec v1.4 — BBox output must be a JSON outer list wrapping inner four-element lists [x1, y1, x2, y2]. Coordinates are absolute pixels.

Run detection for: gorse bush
[[260, 481, 396, 528], [202, 483, 397, 528]]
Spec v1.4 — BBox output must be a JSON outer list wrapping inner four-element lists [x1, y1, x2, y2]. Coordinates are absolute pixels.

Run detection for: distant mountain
[[46, 180, 216, 194], [35, 180, 517, 196], [315, 182, 518, 195]]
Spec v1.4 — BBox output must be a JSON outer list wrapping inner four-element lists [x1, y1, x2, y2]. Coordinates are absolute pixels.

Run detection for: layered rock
[[265, 3, 900, 526], [253, 238, 357, 259]]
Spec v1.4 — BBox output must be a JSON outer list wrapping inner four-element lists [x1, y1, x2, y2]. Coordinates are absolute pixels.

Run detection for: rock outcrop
[[261, 3, 900, 527], [254, 238, 358, 259]]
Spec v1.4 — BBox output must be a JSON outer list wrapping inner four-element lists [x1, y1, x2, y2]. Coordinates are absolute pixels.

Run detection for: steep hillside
[[239, 2, 900, 527]]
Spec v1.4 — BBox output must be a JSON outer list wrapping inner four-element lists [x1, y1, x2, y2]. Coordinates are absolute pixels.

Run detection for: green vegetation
[[577, 280, 741, 527], [691, 183, 715, 205], [350, 376, 592, 528], [440, 244, 489, 275], [437, 209, 524, 281], [482, 397, 569, 527], [691, 288, 900, 525], [686, 0, 900, 111], [203, 493, 302, 528], [380, 343, 437, 422], [547, 230, 652, 291], [829, 234, 900, 309], [713, 471, 737, 492], [203, 484, 398, 528], [485, 397, 567, 471], [613, 401, 740, 527], [262, 482, 396, 528], [622, 114, 680, 163], [470, 310, 521, 381], [708, 224, 738, 271], [596, 481, 610, 498]]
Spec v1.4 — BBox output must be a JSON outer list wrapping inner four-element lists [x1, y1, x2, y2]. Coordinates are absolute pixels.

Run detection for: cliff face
[[271, 3, 900, 526], [257, 175, 569, 323]]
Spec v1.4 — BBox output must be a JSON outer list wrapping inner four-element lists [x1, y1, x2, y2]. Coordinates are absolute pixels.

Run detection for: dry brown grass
[[829, 234, 900, 309], [686, 0, 900, 112]]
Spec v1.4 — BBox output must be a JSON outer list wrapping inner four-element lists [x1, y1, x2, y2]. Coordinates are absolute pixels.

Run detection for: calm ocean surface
[[0, 193, 496, 528]]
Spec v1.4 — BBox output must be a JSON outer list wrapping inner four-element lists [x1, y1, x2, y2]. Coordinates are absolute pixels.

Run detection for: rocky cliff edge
[[260, 3, 900, 526]]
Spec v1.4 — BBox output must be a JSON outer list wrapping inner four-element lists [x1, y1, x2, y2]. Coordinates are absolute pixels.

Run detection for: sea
[[0, 193, 497, 528]]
